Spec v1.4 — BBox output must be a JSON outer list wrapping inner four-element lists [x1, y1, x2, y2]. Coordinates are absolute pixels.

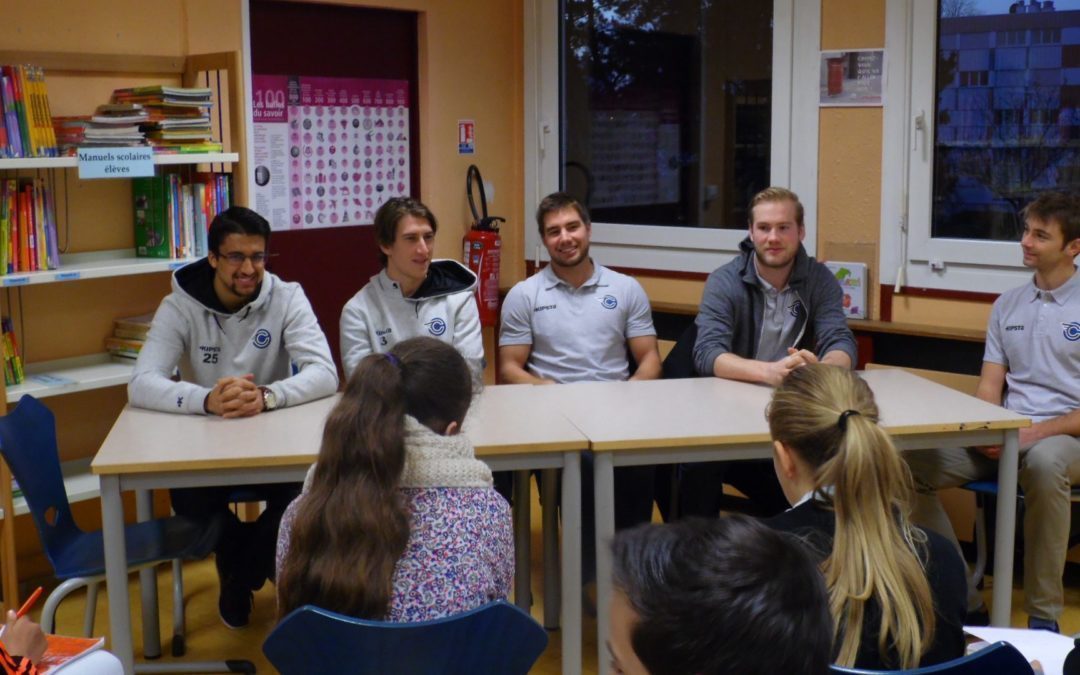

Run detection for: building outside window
[[883, 0, 1080, 292]]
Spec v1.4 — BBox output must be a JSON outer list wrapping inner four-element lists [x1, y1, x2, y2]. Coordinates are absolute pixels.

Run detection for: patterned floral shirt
[[276, 486, 514, 622]]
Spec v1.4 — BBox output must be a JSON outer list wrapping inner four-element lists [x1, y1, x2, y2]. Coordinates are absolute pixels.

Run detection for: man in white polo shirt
[[500, 191, 662, 565], [907, 191, 1080, 632]]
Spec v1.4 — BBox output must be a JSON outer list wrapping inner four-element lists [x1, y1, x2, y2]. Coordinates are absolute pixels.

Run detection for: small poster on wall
[[252, 74, 411, 230], [819, 49, 885, 107]]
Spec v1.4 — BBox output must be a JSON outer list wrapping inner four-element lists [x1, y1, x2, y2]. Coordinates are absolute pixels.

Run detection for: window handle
[[912, 110, 926, 153], [539, 119, 552, 154]]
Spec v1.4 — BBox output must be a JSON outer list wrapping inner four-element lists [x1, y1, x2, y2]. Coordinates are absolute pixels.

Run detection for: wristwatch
[[259, 386, 278, 411]]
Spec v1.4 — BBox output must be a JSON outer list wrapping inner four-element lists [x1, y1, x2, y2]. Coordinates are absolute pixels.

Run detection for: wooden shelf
[[0, 152, 238, 171], [0, 458, 98, 519], [1, 249, 195, 287], [6, 353, 133, 404], [152, 152, 238, 166], [849, 319, 986, 342]]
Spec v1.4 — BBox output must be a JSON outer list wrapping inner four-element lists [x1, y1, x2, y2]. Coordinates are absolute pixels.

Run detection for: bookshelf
[[0, 250, 196, 287], [0, 49, 247, 609], [0, 458, 97, 520], [6, 353, 135, 402], [0, 152, 238, 171]]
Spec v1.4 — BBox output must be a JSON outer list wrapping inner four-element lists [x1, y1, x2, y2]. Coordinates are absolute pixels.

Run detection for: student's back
[[275, 337, 512, 622], [768, 501, 965, 669], [764, 364, 966, 670]]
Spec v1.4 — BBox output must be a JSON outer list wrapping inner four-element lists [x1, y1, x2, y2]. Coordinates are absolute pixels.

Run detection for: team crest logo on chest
[[426, 318, 447, 336], [600, 295, 618, 310], [252, 329, 273, 349], [1063, 322, 1080, 342], [788, 300, 804, 318]]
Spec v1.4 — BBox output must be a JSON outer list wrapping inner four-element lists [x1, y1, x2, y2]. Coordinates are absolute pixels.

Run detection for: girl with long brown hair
[[275, 337, 512, 621], [765, 364, 966, 669]]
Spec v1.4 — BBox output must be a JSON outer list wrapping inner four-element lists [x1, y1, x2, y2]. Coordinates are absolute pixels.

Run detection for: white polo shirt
[[499, 262, 656, 384], [984, 267, 1080, 422]]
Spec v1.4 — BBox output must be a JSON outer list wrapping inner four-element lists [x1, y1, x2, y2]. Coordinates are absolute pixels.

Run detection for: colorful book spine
[[45, 178, 59, 267], [16, 185, 29, 272], [11, 66, 35, 157], [34, 67, 57, 156], [1, 73, 22, 158], [132, 175, 170, 259], [34, 179, 49, 270], [1, 316, 24, 386], [0, 181, 8, 275], [6, 180, 16, 272]]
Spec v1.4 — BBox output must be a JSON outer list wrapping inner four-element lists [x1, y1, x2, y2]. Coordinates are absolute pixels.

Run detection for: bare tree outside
[[940, 0, 982, 18]]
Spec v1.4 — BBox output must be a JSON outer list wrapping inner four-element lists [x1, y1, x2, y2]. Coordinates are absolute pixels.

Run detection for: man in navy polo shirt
[[500, 191, 662, 575], [907, 191, 1080, 632]]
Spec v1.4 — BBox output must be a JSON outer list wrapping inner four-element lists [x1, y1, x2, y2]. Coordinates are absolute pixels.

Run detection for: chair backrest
[[830, 641, 1033, 674], [0, 395, 82, 561], [263, 600, 549, 675], [662, 321, 701, 380]]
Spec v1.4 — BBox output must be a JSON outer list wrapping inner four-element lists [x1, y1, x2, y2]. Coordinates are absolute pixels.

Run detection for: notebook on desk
[[37, 634, 104, 673], [965, 626, 1072, 675]]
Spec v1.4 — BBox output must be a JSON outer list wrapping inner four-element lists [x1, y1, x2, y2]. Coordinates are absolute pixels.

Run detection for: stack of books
[[0, 64, 58, 158], [52, 104, 149, 155], [1, 177, 60, 274], [112, 86, 221, 154], [2, 316, 23, 386], [106, 313, 153, 362], [133, 172, 231, 259]]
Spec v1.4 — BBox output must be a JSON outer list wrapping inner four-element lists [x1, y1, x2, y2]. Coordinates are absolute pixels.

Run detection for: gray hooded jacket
[[692, 238, 857, 376], [129, 258, 338, 414]]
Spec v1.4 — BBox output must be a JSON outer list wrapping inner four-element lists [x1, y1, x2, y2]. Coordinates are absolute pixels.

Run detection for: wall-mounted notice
[[252, 74, 411, 230], [819, 49, 884, 107], [458, 120, 475, 155]]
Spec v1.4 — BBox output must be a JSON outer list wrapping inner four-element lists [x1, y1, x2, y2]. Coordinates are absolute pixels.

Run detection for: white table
[[93, 385, 589, 675], [550, 369, 1030, 675]]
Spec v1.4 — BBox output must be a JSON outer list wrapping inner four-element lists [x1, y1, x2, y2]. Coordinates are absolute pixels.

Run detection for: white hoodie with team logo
[[129, 258, 338, 415], [339, 259, 483, 379]]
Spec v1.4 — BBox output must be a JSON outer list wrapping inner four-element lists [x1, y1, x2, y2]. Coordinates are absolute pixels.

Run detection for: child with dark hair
[[609, 515, 833, 675], [275, 337, 512, 621]]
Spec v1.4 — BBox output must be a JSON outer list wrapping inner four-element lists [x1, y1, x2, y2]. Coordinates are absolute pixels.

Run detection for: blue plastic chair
[[830, 640, 1034, 674], [963, 480, 1080, 587], [264, 600, 549, 675], [0, 396, 232, 660]]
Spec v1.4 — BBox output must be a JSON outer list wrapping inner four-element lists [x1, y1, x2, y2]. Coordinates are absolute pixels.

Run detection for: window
[[882, 0, 1080, 293], [525, 0, 820, 273]]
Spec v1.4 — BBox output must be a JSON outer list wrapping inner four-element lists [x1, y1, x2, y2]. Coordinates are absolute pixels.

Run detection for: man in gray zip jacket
[[129, 206, 338, 629], [681, 187, 856, 518]]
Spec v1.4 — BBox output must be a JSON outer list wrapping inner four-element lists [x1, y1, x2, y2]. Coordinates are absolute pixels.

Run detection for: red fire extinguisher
[[463, 165, 504, 326]]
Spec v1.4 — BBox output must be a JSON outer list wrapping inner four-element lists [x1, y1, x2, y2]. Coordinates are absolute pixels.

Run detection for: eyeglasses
[[217, 252, 268, 266]]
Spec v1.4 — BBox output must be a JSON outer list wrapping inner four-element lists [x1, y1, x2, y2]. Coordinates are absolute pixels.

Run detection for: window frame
[[524, 0, 821, 274], [881, 0, 1042, 295]]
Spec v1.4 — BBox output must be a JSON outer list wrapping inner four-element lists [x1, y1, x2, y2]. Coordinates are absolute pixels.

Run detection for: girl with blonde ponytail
[[275, 337, 513, 622], [765, 364, 966, 669]]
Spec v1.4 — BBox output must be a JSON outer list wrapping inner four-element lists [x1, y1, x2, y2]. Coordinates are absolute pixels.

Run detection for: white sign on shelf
[[77, 147, 154, 179]]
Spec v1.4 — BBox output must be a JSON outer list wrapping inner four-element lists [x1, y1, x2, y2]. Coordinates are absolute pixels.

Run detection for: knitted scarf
[[302, 414, 492, 491]]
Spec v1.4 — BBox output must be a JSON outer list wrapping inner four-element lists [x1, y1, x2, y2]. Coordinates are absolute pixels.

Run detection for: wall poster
[[819, 49, 885, 107], [252, 75, 411, 230]]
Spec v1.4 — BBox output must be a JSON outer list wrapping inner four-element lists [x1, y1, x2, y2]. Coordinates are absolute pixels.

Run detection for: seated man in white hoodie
[[129, 206, 338, 629], [339, 197, 484, 380]]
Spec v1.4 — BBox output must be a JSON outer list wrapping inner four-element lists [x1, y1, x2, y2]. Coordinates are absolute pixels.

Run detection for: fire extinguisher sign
[[458, 120, 475, 155]]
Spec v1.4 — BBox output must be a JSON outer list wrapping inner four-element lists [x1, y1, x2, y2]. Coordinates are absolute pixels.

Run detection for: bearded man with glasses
[[129, 205, 338, 629]]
